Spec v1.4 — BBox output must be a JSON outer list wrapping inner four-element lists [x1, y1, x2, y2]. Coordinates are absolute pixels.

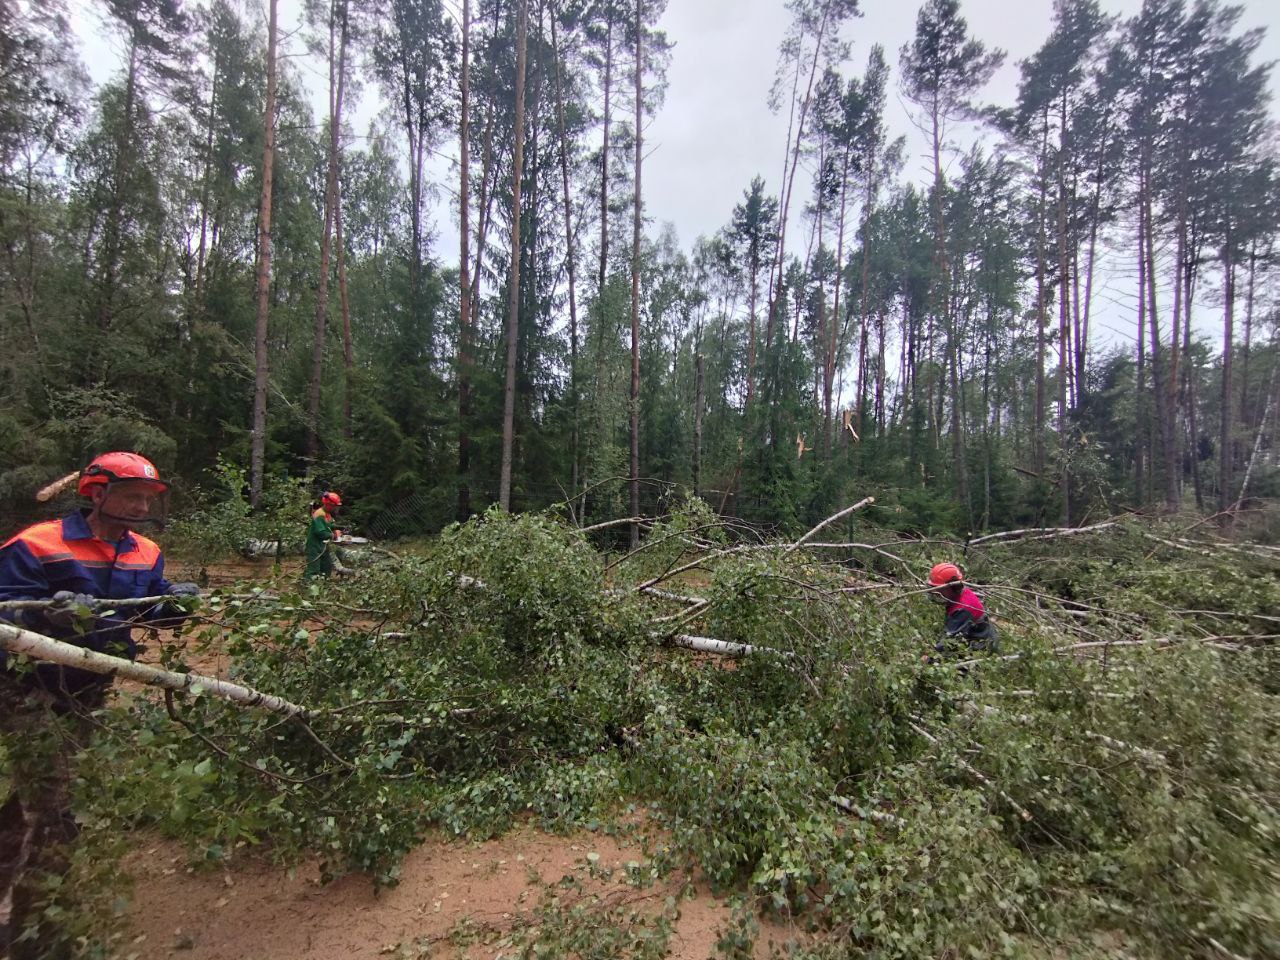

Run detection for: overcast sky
[[70, 0, 1280, 344], [648, 0, 1280, 248]]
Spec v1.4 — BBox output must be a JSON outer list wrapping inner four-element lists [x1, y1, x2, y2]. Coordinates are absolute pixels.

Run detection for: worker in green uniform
[[304, 491, 342, 578]]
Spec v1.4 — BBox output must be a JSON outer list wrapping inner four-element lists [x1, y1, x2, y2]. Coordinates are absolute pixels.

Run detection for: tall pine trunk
[[194, 44, 220, 305], [96, 35, 139, 343], [1218, 237, 1236, 513], [250, 0, 279, 508], [1033, 115, 1048, 474], [853, 138, 878, 434], [628, 0, 643, 548], [766, 5, 831, 348], [307, 0, 347, 461], [598, 19, 611, 301], [334, 133, 353, 439], [1142, 163, 1176, 511], [550, 8, 581, 519], [457, 0, 472, 521], [1141, 199, 1152, 506], [745, 232, 760, 405], [498, 0, 528, 511], [930, 98, 967, 514], [1238, 240, 1257, 430], [1055, 111, 1071, 523], [581, 15, 612, 515], [693, 350, 704, 495], [1181, 259, 1203, 510]]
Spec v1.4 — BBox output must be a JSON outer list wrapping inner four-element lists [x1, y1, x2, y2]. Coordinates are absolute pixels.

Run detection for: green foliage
[[165, 456, 313, 556], [8, 513, 1275, 959]]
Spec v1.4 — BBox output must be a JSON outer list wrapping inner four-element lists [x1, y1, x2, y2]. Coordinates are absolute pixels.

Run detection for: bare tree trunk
[[498, 0, 528, 511], [578, 14, 612, 517], [1179, 246, 1203, 510], [307, 0, 343, 461], [550, 8, 581, 519], [629, 0, 643, 549], [693, 350, 704, 496], [815, 133, 829, 453], [96, 35, 139, 342], [457, 0, 473, 521], [825, 148, 851, 452], [1055, 123, 1071, 524], [853, 140, 878, 434], [1142, 164, 1176, 511], [194, 43, 220, 306], [746, 233, 760, 405], [875, 310, 886, 436], [598, 17, 611, 302], [1033, 115, 1048, 475], [1218, 238, 1236, 513], [1236, 358, 1276, 508], [1135, 198, 1146, 505], [766, 5, 831, 349], [334, 145, 353, 440], [1077, 162, 1103, 405], [468, 95, 497, 318], [249, 0, 279, 508], [1168, 183, 1187, 505], [1238, 240, 1258, 432], [930, 96, 966, 511]]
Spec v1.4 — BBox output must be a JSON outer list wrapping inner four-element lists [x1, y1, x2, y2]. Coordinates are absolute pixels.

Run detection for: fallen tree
[[12, 501, 1279, 959], [0, 622, 312, 717]]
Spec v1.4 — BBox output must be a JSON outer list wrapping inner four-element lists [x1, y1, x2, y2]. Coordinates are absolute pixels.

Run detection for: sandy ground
[[117, 556, 800, 959], [121, 826, 798, 960]]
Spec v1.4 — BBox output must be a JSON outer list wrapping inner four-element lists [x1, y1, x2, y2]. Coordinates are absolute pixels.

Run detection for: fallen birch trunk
[[785, 497, 875, 554], [0, 593, 281, 612], [669, 634, 788, 657], [908, 718, 1034, 822], [1085, 731, 1167, 766], [967, 521, 1119, 547], [675, 634, 762, 660], [0, 595, 174, 612], [0, 623, 311, 718], [639, 586, 705, 605], [830, 794, 906, 828]]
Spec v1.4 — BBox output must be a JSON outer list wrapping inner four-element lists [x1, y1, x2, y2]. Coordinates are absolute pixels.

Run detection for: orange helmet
[[322, 491, 342, 509], [928, 562, 963, 587], [78, 452, 167, 496]]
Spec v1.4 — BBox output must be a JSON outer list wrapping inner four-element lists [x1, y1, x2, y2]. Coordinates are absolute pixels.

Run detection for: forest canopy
[[1, 0, 1277, 538]]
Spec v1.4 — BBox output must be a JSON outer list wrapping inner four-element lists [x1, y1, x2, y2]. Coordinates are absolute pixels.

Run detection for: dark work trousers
[[0, 678, 104, 958]]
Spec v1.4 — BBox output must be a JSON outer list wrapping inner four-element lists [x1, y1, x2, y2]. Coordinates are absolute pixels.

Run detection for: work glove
[[44, 591, 96, 630], [150, 583, 200, 628]]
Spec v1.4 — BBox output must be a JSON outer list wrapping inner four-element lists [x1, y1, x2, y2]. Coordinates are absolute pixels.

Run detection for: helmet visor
[[98, 478, 170, 530]]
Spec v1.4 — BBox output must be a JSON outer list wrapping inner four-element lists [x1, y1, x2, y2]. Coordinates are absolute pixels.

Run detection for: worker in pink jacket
[[927, 562, 999, 654]]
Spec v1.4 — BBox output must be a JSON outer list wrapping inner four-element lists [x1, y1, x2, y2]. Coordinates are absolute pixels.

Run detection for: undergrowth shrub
[[15, 508, 1275, 959]]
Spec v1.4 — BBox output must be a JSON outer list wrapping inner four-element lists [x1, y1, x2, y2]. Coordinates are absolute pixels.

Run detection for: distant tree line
[[1, 0, 1277, 537]]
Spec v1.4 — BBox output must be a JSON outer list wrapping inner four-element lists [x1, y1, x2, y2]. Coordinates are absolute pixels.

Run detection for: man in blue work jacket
[[0, 451, 199, 956]]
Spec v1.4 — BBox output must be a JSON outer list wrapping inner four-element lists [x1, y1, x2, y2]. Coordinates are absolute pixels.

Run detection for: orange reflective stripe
[[61, 540, 115, 564], [126, 534, 161, 567], [4, 520, 160, 571], [4, 520, 66, 554]]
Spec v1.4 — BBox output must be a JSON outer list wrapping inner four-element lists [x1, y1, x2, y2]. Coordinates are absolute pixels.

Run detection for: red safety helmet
[[928, 562, 963, 587], [78, 452, 167, 496], [322, 491, 342, 509]]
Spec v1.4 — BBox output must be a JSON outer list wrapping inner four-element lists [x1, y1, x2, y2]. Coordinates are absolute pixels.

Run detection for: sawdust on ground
[[119, 555, 802, 959], [121, 826, 801, 960]]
